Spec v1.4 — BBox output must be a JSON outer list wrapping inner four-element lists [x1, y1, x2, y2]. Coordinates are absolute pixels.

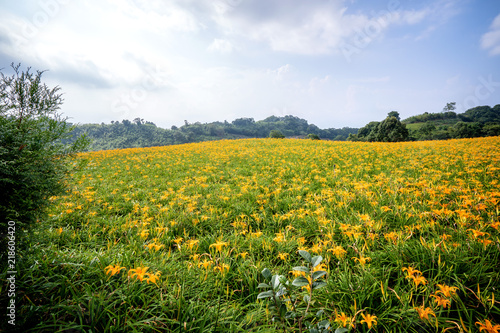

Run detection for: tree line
[[348, 104, 500, 142], [66, 116, 358, 151]]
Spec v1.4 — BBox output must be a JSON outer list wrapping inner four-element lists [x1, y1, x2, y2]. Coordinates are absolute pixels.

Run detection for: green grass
[[2, 137, 500, 332]]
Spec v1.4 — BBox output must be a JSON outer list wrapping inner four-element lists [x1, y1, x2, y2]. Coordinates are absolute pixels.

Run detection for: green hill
[[67, 115, 358, 151], [401, 104, 500, 140]]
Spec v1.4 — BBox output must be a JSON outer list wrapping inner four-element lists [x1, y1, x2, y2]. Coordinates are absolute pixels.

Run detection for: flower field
[[15, 137, 500, 332]]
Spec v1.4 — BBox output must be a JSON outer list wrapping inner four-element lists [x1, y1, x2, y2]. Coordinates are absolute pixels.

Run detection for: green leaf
[[318, 319, 330, 329], [292, 266, 309, 273], [311, 255, 323, 267], [312, 270, 327, 281], [271, 275, 284, 290], [303, 294, 310, 303], [257, 283, 270, 289], [316, 309, 325, 317], [279, 303, 287, 317], [262, 268, 272, 280], [276, 287, 287, 297], [312, 281, 327, 290], [285, 311, 296, 319], [298, 250, 312, 263], [335, 328, 348, 333], [292, 276, 309, 287], [257, 291, 274, 299]]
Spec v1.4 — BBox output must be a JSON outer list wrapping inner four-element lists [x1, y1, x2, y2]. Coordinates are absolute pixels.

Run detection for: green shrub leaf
[[257, 291, 274, 299], [312, 270, 327, 280], [298, 250, 312, 263], [292, 266, 309, 273], [262, 268, 272, 280], [292, 276, 309, 287], [311, 255, 323, 268]]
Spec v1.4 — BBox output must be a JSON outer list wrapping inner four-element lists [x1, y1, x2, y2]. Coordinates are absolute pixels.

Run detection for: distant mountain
[[66, 115, 358, 151]]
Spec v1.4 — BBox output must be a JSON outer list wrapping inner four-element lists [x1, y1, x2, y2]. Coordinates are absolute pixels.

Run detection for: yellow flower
[[312, 263, 327, 272], [431, 294, 451, 308], [410, 274, 427, 287], [290, 269, 306, 278], [328, 246, 346, 259], [145, 271, 161, 286], [198, 259, 213, 270], [152, 243, 164, 251], [273, 233, 285, 243], [468, 229, 489, 238], [435, 284, 458, 298], [402, 266, 422, 277], [277, 252, 289, 261], [301, 276, 313, 292], [186, 239, 199, 250], [352, 256, 371, 266], [129, 266, 149, 282], [360, 313, 377, 329], [415, 306, 435, 321], [139, 229, 149, 239], [210, 240, 229, 252], [335, 312, 351, 327], [476, 319, 500, 333], [250, 231, 263, 238], [105, 264, 126, 276], [239, 252, 249, 259], [309, 243, 322, 254], [214, 263, 230, 275], [145, 242, 164, 251]]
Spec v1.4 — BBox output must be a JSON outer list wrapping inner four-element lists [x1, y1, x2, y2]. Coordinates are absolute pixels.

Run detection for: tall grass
[[2, 137, 499, 332]]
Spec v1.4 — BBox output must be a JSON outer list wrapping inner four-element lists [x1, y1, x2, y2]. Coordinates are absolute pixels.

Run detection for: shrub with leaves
[[0, 63, 88, 238], [257, 250, 330, 332]]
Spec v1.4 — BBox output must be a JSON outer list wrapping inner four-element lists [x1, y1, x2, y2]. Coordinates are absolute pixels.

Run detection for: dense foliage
[[403, 104, 500, 141], [349, 105, 500, 142], [348, 112, 409, 142], [66, 116, 358, 151], [0, 64, 88, 236], [7, 137, 500, 332]]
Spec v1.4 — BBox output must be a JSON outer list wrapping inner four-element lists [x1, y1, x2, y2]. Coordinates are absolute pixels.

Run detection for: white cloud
[[207, 38, 234, 54], [1, 0, 493, 130], [208, 0, 438, 55], [481, 13, 500, 56]]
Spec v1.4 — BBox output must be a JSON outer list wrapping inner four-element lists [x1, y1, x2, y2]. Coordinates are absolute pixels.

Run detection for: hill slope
[[68, 115, 358, 151], [13, 137, 500, 332], [402, 104, 500, 140]]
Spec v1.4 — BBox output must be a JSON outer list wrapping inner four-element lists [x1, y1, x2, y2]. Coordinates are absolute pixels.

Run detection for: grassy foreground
[[6, 137, 500, 332]]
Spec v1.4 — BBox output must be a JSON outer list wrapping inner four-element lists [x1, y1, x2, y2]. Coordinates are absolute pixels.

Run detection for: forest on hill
[[66, 104, 500, 150], [348, 104, 500, 142], [67, 115, 358, 151], [403, 104, 500, 140]]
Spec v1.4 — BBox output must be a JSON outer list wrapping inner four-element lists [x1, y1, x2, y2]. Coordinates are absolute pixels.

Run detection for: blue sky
[[1, 0, 499, 128]]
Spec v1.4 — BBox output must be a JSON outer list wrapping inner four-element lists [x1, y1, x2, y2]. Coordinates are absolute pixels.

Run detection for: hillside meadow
[[11, 137, 500, 332]]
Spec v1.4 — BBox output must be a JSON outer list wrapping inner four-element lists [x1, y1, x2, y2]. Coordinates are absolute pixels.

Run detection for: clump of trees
[[269, 129, 285, 138], [348, 111, 409, 142], [0, 64, 88, 237]]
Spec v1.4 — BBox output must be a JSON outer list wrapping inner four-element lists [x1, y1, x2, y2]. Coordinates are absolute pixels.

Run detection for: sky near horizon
[[1, 0, 499, 129]]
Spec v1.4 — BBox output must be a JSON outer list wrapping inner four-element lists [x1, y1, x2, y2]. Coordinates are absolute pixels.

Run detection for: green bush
[[0, 64, 88, 236], [269, 129, 285, 139], [306, 133, 320, 140]]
